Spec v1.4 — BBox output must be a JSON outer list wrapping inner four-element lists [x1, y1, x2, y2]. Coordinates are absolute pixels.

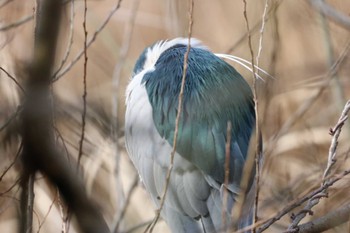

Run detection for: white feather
[[215, 53, 275, 81]]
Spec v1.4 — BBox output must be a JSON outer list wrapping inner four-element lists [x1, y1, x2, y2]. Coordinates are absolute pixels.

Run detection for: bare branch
[[77, 0, 88, 169], [324, 100, 350, 179], [146, 1, 194, 232], [236, 1, 262, 232], [53, 0, 75, 77]]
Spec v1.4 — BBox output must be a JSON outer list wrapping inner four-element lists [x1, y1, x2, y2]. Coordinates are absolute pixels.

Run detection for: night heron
[[125, 38, 257, 233]]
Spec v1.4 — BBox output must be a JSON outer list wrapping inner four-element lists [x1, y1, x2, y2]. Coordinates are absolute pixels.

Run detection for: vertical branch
[[255, 0, 269, 69], [77, 0, 88, 168], [241, 0, 262, 231], [145, 1, 194, 232], [253, 0, 269, 230]]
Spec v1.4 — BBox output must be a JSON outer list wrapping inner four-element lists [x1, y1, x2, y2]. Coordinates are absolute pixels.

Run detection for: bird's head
[[132, 38, 207, 77]]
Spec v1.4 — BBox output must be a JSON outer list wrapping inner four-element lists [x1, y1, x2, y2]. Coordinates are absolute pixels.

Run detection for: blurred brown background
[[1, 0, 350, 232]]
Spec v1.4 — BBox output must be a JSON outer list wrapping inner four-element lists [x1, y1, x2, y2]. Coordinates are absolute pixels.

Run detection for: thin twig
[[53, 0, 123, 81], [0, 141, 22, 182], [0, 105, 21, 132], [226, 0, 282, 54], [0, 15, 34, 31], [241, 0, 261, 231], [145, 1, 194, 232], [324, 101, 350, 179], [253, 1, 269, 230], [53, 0, 75, 78], [37, 189, 58, 233], [77, 0, 88, 169], [0, 177, 21, 196], [256, 0, 269, 69], [53, 126, 71, 164], [0, 66, 25, 94], [113, 175, 139, 233]]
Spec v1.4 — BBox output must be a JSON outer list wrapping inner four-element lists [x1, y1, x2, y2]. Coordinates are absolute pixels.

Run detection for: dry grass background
[[1, 0, 350, 232]]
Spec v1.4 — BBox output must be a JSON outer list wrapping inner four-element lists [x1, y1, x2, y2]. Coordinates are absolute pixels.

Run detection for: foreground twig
[[77, 0, 88, 168], [236, 1, 262, 232]]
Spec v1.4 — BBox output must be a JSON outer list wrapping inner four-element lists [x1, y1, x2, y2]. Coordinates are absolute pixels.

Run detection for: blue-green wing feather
[[142, 45, 255, 185]]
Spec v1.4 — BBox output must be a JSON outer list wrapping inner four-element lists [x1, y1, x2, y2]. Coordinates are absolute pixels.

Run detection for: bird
[[125, 38, 257, 233]]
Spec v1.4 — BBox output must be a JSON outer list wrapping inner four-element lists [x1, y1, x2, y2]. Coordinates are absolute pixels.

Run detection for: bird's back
[[125, 38, 256, 233]]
